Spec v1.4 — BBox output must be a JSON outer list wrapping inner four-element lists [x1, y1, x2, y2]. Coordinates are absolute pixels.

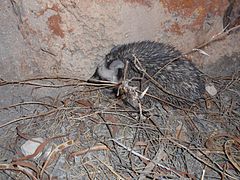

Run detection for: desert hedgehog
[[97, 41, 205, 106]]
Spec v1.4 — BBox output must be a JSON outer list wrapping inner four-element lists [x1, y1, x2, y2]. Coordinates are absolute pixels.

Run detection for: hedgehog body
[[97, 41, 205, 105]]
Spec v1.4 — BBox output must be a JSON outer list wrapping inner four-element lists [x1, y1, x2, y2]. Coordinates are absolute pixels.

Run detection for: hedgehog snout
[[97, 60, 124, 83]]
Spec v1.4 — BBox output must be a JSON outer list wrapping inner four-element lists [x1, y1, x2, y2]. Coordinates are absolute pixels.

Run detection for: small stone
[[21, 137, 44, 159], [205, 83, 217, 96]]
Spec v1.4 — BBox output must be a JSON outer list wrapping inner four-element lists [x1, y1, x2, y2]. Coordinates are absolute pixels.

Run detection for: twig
[[94, 155, 126, 180], [70, 144, 109, 158], [0, 108, 60, 129], [190, 24, 240, 52], [167, 138, 238, 180], [0, 163, 38, 180], [132, 54, 194, 104], [0, 80, 115, 88], [147, 24, 240, 87], [111, 139, 184, 178], [0, 101, 57, 110]]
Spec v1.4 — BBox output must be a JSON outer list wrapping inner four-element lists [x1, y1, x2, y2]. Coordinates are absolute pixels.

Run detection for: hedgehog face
[[97, 59, 124, 83]]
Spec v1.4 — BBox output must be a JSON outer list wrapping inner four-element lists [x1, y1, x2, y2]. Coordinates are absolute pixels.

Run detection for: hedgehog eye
[[106, 54, 110, 59], [105, 54, 112, 62]]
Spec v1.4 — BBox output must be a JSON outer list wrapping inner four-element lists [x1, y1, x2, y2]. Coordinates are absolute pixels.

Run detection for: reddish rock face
[[48, 14, 64, 38], [161, 0, 228, 33]]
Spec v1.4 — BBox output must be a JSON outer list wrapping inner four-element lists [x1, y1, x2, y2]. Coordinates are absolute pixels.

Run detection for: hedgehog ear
[[110, 44, 121, 54]]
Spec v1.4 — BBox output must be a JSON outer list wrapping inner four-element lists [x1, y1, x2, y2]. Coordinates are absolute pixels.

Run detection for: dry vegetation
[[0, 27, 239, 180]]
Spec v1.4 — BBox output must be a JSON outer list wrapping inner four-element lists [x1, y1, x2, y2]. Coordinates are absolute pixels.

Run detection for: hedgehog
[[97, 41, 205, 106]]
